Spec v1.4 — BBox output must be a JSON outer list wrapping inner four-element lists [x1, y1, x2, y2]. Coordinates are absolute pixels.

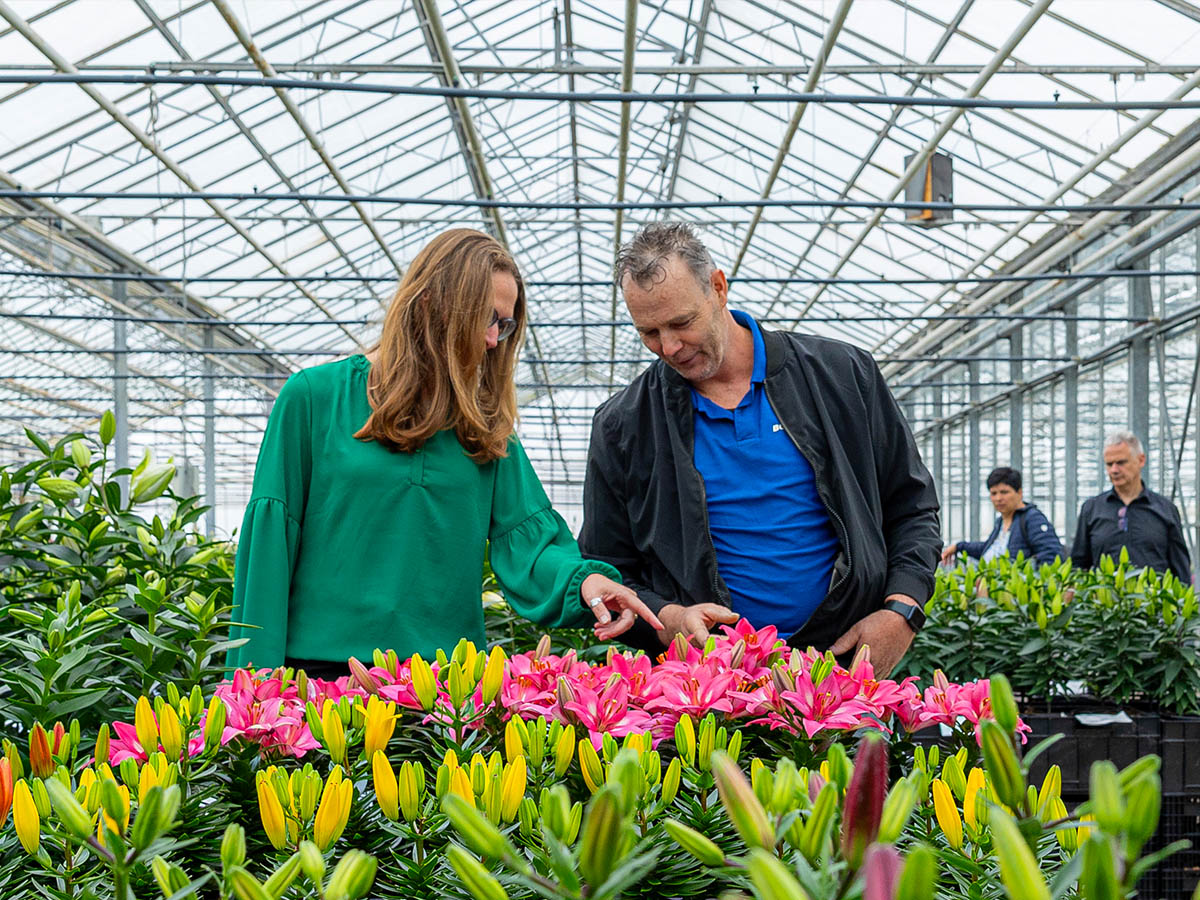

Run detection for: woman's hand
[[580, 574, 665, 641]]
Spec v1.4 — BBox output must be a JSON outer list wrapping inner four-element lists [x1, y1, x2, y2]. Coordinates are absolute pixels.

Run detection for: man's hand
[[939, 543, 958, 565], [829, 594, 919, 677], [656, 602, 740, 648]]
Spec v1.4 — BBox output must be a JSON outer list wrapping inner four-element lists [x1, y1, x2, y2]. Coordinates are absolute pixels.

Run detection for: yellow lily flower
[[372, 752, 398, 822], [313, 767, 353, 851], [932, 778, 963, 850], [362, 697, 396, 760], [158, 704, 183, 761], [134, 696, 159, 756], [256, 772, 288, 850], [321, 701, 346, 766], [398, 760, 421, 822], [13, 780, 40, 855], [500, 756, 527, 823], [963, 767, 986, 830]]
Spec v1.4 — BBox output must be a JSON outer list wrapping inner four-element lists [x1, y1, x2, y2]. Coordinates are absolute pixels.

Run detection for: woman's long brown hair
[[354, 229, 525, 462]]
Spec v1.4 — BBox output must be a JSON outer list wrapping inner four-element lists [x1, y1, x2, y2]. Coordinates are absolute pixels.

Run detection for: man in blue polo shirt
[[580, 222, 941, 675], [690, 309, 842, 638]]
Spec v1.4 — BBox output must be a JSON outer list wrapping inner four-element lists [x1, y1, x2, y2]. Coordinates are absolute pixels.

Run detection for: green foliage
[[0, 419, 238, 740], [897, 553, 1200, 714]]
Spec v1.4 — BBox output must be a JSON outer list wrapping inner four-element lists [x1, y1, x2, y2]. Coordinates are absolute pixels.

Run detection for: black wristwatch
[[883, 599, 926, 634]]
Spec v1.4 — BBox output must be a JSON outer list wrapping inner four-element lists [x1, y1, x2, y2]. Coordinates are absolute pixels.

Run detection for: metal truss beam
[[0, 1, 358, 346], [10, 62, 1199, 77], [730, 0, 853, 276], [796, 0, 1053, 319], [131, 0, 384, 308], [210, 0, 402, 279]]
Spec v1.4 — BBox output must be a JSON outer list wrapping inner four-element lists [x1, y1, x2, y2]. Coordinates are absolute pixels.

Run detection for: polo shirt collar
[[730, 309, 766, 385]]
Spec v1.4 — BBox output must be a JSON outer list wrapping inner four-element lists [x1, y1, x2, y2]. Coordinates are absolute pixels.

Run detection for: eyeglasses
[[1118, 505, 1128, 532], [489, 309, 517, 342]]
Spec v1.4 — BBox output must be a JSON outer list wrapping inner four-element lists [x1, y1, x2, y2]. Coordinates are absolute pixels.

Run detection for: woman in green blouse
[[229, 229, 662, 675]]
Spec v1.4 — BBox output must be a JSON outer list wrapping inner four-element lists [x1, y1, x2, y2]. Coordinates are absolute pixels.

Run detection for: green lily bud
[[325, 852, 378, 900], [726, 729, 743, 763], [607, 748, 643, 815], [442, 793, 515, 861], [661, 757, 681, 806], [31, 778, 51, 819], [941, 754, 967, 801], [1117, 755, 1160, 791], [44, 777, 93, 840], [119, 757, 139, 790], [990, 674, 1020, 736], [540, 784, 571, 841], [980, 719, 1026, 811], [132, 462, 175, 504], [800, 782, 838, 864], [578, 786, 628, 888], [664, 819, 725, 867], [298, 840, 326, 885], [151, 856, 193, 900], [526, 716, 546, 768], [896, 843, 938, 900], [263, 852, 303, 899], [697, 715, 716, 770], [228, 868, 272, 900], [1079, 835, 1122, 900], [221, 823, 247, 869], [878, 775, 919, 844], [130, 785, 163, 850], [746, 847, 808, 900], [1088, 761, 1126, 835], [712, 750, 774, 850], [448, 662, 468, 709], [447, 845, 508, 900], [989, 806, 1051, 900], [674, 715, 696, 768], [752, 761, 775, 808], [94, 724, 110, 769], [825, 742, 850, 792], [518, 796, 538, 839], [1123, 772, 1161, 853], [100, 410, 116, 446]]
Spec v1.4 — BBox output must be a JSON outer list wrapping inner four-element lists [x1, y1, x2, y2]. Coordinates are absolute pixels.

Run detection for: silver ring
[[585, 596, 604, 609]]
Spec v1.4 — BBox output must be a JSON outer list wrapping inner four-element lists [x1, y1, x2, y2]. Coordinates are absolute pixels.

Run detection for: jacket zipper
[[763, 384, 853, 599], [693, 460, 731, 606]]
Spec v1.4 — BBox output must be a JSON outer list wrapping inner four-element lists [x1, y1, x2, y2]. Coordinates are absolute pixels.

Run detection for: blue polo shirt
[[691, 311, 840, 636]]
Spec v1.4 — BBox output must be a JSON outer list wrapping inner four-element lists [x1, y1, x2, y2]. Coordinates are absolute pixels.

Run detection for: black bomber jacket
[[578, 322, 942, 654]]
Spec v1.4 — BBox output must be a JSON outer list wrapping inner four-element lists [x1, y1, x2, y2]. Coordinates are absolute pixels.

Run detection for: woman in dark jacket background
[[941, 467, 1065, 566]]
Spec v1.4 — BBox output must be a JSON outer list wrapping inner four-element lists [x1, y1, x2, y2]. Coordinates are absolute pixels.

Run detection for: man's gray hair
[[615, 221, 716, 291], [1105, 429, 1144, 457]]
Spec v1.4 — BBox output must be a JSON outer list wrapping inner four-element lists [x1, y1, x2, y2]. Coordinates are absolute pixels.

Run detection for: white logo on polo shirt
[[772, 423, 783, 432]]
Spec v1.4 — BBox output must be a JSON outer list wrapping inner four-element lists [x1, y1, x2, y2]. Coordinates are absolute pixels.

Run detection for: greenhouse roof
[[2, 0, 1200, 529]]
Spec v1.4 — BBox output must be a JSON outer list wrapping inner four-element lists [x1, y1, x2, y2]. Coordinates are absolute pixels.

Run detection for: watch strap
[[883, 599, 926, 633]]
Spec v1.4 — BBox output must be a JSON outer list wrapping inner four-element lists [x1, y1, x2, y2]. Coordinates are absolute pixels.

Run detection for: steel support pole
[[969, 359, 982, 536], [204, 326, 216, 535], [932, 386, 944, 539], [1064, 298, 1079, 540], [113, 281, 129, 479], [1128, 252, 1152, 449], [1009, 326, 1024, 472]]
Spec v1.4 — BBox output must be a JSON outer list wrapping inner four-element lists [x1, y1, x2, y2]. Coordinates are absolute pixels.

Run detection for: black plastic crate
[[1022, 712, 1162, 793], [1140, 793, 1200, 900], [1161, 718, 1200, 794]]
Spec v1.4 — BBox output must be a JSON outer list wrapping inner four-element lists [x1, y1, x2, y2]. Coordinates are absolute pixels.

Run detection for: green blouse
[[228, 355, 615, 669]]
